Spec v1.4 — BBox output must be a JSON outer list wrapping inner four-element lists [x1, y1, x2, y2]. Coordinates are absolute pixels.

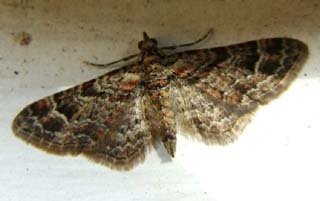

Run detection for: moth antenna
[[84, 53, 139, 68], [160, 29, 213, 50], [143, 32, 150, 40]]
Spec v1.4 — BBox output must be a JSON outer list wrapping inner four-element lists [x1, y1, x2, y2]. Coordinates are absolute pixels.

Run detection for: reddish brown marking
[[267, 54, 281, 62], [158, 90, 165, 97], [96, 128, 105, 139], [196, 71, 210, 78], [236, 81, 256, 93], [146, 79, 168, 88], [149, 92, 158, 99], [119, 80, 139, 91], [197, 83, 222, 100], [226, 90, 243, 104], [82, 81, 94, 90], [219, 75, 235, 84], [30, 99, 51, 116], [40, 115, 51, 124], [40, 115, 65, 132], [104, 115, 117, 127], [174, 65, 197, 78], [35, 99, 50, 111], [103, 107, 126, 127], [208, 89, 222, 99], [108, 95, 117, 102]]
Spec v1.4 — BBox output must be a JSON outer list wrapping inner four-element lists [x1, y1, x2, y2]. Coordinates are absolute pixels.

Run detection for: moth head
[[138, 32, 158, 51]]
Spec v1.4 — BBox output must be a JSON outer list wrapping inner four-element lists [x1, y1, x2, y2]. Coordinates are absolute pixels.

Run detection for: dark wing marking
[[168, 38, 308, 144], [12, 65, 151, 170]]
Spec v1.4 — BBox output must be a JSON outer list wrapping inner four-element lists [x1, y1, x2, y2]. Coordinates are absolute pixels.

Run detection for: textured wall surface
[[1, 1, 319, 201]]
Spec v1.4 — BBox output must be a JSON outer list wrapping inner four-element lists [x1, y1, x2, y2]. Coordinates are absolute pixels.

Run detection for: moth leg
[[160, 29, 213, 50]]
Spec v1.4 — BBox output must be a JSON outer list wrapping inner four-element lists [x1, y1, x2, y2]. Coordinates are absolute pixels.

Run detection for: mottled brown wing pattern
[[169, 38, 308, 144], [12, 32, 308, 170], [12, 65, 152, 170]]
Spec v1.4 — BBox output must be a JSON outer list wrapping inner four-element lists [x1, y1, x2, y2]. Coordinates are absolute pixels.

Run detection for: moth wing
[[168, 38, 308, 144], [12, 65, 151, 170]]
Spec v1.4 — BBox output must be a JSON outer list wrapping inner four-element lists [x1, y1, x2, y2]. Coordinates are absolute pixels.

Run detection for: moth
[[12, 30, 308, 170]]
